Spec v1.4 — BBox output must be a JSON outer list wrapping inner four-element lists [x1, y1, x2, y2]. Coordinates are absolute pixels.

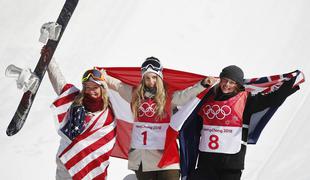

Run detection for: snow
[[0, 0, 309, 179]]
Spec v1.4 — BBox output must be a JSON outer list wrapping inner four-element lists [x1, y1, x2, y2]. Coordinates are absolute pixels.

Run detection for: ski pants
[[134, 163, 180, 180], [188, 166, 242, 180]]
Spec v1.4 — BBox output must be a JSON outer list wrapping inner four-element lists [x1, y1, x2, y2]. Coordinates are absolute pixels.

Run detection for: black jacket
[[197, 78, 299, 169]]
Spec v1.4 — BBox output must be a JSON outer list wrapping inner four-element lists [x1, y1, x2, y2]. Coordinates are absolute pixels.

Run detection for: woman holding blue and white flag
[[184, 65, 304, 180]]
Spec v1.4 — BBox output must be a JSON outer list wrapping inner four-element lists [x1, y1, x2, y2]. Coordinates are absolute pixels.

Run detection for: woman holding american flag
[[42, 47, 117, 180]]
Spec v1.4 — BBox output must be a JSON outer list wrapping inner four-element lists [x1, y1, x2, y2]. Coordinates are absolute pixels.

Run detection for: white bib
[[199, 125, 242, 154], [131, 122, 169, 150]]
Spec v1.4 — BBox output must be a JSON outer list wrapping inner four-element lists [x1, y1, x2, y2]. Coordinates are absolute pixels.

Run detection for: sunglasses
[[141, 59, 162, 72], [81, 69, 105, 83]]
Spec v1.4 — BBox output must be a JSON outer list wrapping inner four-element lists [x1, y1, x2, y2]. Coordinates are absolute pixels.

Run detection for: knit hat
[[141, 57, 163, 79], [219, 65, 244, 86]]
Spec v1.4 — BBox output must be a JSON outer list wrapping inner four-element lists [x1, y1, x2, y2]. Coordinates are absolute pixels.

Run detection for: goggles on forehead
[[81, 69, 105, 83], [141, 59, 163, 72]]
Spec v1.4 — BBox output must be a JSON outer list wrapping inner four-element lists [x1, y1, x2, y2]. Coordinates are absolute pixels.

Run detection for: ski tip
[[6, 115, 25, 136], [6, 127, 17, 136], [6, 124, 22, 136]]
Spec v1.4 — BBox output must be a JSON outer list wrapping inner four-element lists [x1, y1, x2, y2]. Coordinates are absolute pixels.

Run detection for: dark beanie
[[219, 65, 244, 85]]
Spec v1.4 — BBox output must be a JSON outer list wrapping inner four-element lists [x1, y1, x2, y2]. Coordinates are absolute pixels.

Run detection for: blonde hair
[[132, 76, 167, 119], [73, 85, 109, 111]]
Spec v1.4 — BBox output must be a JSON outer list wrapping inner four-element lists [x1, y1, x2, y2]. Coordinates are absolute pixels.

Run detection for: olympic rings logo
[[138, 102, 157, 117], [202, 104, 231, 120]]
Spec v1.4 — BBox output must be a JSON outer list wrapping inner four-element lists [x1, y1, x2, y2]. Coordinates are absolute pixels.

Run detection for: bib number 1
[[141, 131, 147, 145]]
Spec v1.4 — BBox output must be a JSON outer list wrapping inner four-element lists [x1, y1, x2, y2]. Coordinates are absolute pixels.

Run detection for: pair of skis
[[6, 0, 79, 136]]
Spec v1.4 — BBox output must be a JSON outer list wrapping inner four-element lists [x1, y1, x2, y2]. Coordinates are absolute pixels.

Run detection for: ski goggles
[[81, 69, 105, 83], [141, 59, 163, 73]]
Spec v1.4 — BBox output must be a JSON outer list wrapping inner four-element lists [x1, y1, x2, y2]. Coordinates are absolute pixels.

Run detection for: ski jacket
[[48, 59, 116, 179], [197, 78, 300, 170], [105, 74, 206, 172]]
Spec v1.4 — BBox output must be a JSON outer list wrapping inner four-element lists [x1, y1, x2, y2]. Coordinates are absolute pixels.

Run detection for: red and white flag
[[101, 67, 207, 167]]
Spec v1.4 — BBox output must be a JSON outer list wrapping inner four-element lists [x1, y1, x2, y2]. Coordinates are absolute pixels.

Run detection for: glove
[[5, 64, 39, 93], [17, 68, 39, 93], [98, 68, 109, 89], [39, 22, 62, 43]]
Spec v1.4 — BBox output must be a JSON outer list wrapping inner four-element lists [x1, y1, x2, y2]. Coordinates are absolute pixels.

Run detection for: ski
[[6, 0, 79, 136]]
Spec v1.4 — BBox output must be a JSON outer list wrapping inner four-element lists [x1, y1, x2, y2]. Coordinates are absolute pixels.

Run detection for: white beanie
[[141, 57, 163, 79]]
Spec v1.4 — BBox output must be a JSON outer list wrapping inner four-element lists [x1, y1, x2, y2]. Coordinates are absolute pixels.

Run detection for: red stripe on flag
[[57, 112, 67, 123], [59, 112, 106, 158], [53, 91, 79, 107], [287, 73, 294, 78], [60, 84, 75, 94], [72, 149, 113, 180], [103, 109, 114, 126], [64, 129, 116, 170], [270, 75, 280, 81], [93, 169, 107, 180], [249, 78, 258, 83]]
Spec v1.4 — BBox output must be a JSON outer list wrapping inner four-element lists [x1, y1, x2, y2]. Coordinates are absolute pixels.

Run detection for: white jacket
[[105, 74, 206, 172]]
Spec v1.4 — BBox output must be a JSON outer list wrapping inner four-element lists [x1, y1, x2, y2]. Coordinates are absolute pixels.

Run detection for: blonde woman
[[105, 57, 212, 180], [45, 47, 116, 179]]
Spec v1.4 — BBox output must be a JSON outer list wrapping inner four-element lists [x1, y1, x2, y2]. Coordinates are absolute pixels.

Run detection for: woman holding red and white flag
[[103, 57, 212, 180]]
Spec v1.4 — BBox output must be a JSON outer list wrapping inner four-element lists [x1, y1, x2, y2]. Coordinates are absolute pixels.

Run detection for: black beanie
[[219, 65, 244, 86]]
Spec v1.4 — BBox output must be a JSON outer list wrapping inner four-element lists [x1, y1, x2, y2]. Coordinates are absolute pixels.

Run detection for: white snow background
[[0, 0, 310, 179]]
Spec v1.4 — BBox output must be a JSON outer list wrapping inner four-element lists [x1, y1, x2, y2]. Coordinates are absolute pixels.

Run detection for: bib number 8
[[208, 134, 219, 150]]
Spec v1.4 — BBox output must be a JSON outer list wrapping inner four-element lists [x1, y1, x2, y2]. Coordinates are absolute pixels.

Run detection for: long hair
[[132, 76, 167, 119], [72, 85, 109, 111]]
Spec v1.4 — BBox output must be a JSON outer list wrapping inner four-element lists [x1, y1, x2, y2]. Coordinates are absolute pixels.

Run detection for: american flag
[[51, 84, 116, 180]]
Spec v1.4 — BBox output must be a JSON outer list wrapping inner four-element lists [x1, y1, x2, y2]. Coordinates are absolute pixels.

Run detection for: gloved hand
[[99, 68, 108, 77], [98, 68, 109, 89], [5, 64, 39, 93], [39, 22, 62, 43], [16, 68, 39, 93]]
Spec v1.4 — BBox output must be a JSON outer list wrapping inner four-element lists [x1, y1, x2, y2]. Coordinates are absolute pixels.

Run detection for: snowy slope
[[0, 0, 309, 179]]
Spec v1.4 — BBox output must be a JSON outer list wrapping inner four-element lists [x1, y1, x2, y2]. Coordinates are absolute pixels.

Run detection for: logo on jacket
[[203, 104, 231, 120], [138, 102, 156, 117]]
